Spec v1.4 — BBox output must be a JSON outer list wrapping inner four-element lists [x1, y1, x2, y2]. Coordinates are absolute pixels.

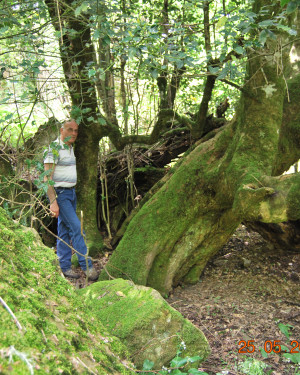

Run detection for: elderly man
[[44, 119, 98, 280]]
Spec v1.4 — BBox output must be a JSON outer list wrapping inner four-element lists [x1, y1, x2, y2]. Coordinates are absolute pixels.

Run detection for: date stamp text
[[238, 340, 300, 354]]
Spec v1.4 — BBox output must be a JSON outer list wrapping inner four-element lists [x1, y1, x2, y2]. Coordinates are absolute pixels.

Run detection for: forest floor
[[69, 225, 300, 375]]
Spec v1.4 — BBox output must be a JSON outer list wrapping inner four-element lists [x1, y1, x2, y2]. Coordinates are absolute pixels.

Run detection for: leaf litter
[[167, 225, 300, 374]]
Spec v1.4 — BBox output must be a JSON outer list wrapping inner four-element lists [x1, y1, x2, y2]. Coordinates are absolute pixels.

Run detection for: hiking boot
[[84, 267, 99, 281], [62, 268, 80, 279]]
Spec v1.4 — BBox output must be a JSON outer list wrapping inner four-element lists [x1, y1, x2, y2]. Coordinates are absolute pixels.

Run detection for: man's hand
[[44, 163, 59, 218], [50, 201, 59, 218]]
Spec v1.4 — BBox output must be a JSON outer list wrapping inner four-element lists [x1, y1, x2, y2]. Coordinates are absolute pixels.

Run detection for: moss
[[0, 208, 135, 374], [100, 134, 223, 294], [134, 166, 164, 173], [286, 174, 300, 219], [78, 279, 210, 369]]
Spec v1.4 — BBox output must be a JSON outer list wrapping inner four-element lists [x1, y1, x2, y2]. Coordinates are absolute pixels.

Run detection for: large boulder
[[0, 208, 134, 374], [78, 278, 210, 369]]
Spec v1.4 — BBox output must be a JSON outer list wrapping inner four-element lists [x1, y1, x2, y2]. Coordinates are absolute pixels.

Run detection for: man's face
[[60, 120, 78, 145]]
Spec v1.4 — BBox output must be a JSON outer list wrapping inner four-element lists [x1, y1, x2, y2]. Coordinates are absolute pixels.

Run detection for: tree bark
[[45, 0, 104, 254], [100, 5, 300, 294]]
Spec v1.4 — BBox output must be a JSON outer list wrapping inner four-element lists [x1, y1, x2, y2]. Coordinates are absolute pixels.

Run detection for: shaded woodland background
[[1, 0, 300, 373]]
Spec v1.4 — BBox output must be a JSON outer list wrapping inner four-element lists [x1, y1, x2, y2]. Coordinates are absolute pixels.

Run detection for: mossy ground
[[0, 208, 134, 374]]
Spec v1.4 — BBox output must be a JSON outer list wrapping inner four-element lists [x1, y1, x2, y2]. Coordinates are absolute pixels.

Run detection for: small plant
[[238, 357, 268, 375], [278, 322, 300, 367], [141, 342, 208, 375], [260, 322, 300, 374]]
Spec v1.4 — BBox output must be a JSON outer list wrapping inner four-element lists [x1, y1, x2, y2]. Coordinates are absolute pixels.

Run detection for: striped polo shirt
[[44, 138, 77, 188]]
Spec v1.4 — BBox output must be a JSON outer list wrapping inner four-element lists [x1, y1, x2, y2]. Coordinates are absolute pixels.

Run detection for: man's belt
[[55, 186, 75, 190]]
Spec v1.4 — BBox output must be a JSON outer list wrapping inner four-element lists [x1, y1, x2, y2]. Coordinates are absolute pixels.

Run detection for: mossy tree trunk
[[101, 7, 300, 294], [45, 0, 105, 253]]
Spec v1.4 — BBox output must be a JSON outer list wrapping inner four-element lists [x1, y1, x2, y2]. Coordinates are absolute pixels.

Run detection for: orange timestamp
[[238, 340, 300, 354]]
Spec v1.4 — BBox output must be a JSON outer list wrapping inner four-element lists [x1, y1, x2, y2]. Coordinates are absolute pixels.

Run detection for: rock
[[0, 208, 135, 374], [78, 278, 210, 369]]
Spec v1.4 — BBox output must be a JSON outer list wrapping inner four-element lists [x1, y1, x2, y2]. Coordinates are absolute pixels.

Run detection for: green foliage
[[238, 357, 268, 375], [0, 0, 67, 147], [1, 0, 297, 143], [277, 323, 300, 366], [141, 344, 207, 375], [278, 322, 293, 340], [281, 0, 300, 14]]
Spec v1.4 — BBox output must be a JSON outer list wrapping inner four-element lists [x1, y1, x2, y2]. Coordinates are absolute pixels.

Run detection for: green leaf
[[187, 356, 202, 363], [286, 1, 298, 13], [283, 352, 300, 364], [287, 28, 297, 35], [150, 69, 158, 79], [281, 345, 290, 353], [281, 0, 290, 6], [75, 1, 89, 17], [188, 369, 209, 374], [267, 30, 277, 40], [258, 19, 274, 27], [259, 347, 269, 359], [142, 359, 154, 371], [217, 66, 229, 80], [172, 370, 186, 375], [276, 24, 297, 35], [98, 117, 107, 125], [278, 322, 292, 340], [93, 29, 101, 39], [71, 106, 82, 119], [5, 113, 13, 121], [216, 16, 227, 30], [233, 46, 244, 55], [170, 356, 188, 367], [88, 68, 96, 78], [258, 29, 268, 45], [208, 66, 219, 75], [176, 60, 184, 69]]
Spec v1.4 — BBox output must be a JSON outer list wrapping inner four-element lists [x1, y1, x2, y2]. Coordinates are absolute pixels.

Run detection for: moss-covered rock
[[0, 208, 134, 374], [78, 278, 210, 369]]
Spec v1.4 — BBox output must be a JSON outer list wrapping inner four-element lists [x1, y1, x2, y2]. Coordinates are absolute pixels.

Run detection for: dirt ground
[[168, 225, 300, 375], [68, 225, 300, 375]]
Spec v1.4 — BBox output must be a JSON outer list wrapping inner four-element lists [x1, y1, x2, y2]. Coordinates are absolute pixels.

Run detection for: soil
[[67, 225, 300, 375]]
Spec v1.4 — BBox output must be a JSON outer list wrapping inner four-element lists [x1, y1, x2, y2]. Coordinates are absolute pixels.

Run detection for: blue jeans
[[55, 188, 92, 272]]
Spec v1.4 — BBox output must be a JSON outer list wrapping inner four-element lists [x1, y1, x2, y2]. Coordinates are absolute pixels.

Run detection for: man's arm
[[44, 163, 59, 218]]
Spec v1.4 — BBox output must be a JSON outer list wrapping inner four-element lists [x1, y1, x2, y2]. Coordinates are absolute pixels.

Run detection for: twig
[[32, 215, 88, 259], [41, 328, 47, 343], [8, 346, 34, 375], [75, 356, 98, 375], [0, 296, 23, 331], [80, 212, 89, 288], [102, 265, 116, 280]]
